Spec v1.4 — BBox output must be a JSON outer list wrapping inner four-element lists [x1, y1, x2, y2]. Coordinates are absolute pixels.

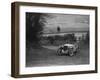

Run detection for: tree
[[47, 36, 55, 44], [54, 35, 63, 41], [57, 26, 61, 33], [64, 34, 76, 43], [26, 13, 49, 47], [85, 31, 89, 43]]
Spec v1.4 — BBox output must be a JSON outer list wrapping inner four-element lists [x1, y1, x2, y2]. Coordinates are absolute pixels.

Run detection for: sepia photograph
[[26, 12, 90, 67]]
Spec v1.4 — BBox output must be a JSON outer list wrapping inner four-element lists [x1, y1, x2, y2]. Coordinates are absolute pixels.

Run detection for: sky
[[43, 13, 89, 33]]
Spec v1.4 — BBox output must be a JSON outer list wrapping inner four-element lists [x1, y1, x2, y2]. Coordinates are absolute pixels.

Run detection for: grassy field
[[26, 41, 89, 67]]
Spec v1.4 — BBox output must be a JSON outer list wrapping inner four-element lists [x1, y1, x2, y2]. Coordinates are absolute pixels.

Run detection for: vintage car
[[57, 43, 79, 56]]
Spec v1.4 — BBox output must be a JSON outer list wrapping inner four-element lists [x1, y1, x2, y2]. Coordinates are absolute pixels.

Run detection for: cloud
[[44, 13, 89, 33]]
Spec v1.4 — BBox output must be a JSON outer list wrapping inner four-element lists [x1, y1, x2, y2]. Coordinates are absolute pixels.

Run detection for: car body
[[57, 43, 79, 56]]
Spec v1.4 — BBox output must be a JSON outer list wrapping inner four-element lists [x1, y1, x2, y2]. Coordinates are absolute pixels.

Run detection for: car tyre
[[68, 50, 74, 57], [57, 48, 62, 55]]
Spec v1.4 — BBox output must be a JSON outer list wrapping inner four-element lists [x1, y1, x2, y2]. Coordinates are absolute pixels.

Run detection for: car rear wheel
[[68, 50, 74, 57]]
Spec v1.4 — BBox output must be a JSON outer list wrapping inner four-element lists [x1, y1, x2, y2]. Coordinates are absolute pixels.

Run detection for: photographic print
[[26, 13, 90, 67], [11, 2, 97, 78]]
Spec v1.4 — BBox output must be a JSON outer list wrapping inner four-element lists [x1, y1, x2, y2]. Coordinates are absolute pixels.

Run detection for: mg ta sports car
[[57, 43, 79, 56]]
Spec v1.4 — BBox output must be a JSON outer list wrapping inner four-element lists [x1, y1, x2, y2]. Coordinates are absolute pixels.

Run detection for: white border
[[19, 6, 95, 74]]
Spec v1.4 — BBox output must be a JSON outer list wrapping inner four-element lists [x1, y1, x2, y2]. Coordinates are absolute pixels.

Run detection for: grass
[[26, 41, 89, 67]]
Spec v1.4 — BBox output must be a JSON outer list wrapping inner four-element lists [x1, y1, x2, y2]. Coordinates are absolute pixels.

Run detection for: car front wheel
[[57, 48, 62, 55]]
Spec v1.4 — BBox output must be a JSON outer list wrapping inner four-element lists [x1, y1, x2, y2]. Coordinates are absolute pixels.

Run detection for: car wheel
[[69, 50, 74, 57], [57, 48, 62, 55]]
